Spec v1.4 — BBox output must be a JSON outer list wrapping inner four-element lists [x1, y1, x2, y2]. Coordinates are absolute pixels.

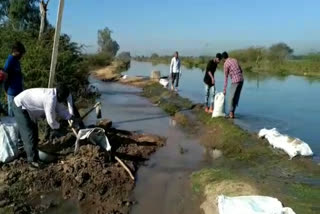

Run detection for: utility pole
[[48, 0, 64, 88]]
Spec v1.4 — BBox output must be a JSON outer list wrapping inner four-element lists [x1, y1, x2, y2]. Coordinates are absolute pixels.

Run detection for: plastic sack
[[258, 128, 313, 159], [159, 78, 169, 88], [74, 128, 111, 153], [218, 195, 296, 214], [212, 92, 226, 118], [0, 117, 19, 163]]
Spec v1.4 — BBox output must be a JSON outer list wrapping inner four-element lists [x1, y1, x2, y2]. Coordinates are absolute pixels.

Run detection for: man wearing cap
[[203, 53, 222, 113], [13, 84, 75, 168]]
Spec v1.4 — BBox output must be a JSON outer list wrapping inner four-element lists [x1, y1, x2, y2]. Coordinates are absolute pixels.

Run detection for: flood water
[[86, 78, 211, 214], [125, 60, 320, 155]]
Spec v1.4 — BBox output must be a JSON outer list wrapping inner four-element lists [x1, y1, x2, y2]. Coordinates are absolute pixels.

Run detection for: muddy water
[[125, 60, 320, 155], [87, 77, 211, 214]]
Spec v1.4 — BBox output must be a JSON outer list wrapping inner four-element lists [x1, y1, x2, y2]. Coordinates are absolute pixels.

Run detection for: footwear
[[209, 107, 214, 113], [229, 112, 235, 119]]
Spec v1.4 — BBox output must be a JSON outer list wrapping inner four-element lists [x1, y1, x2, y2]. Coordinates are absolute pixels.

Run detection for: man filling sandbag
[[13, 84, 78, 169]]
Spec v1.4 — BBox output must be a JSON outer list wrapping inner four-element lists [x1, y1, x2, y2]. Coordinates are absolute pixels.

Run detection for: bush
[[0, 27, 89, 96], [85, 53, 113, 68]]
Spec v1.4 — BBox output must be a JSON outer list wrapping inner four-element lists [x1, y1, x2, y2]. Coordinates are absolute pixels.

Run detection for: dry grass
[[92, 61, 124, 81]]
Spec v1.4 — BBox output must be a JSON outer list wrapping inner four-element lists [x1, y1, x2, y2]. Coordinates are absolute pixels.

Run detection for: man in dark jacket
[[203, 53, 222, 113], [4, 41, 26, 116]]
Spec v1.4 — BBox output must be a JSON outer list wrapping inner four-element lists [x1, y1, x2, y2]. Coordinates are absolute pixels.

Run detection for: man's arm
[[3, 57, 12, 74], [44, 98, 60, 129], [56, 102, 72, 121], [223, 64, 229, 94], [170, 58, 174, 74], [208, 71, 215, 85], [3, 57, 12, 91]]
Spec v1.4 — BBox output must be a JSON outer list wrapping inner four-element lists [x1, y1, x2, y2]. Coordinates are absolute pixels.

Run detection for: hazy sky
[[47, 0, 320, 56]]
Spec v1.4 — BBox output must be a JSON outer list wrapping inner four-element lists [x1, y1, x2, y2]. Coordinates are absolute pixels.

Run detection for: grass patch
[[191, 169, 234, 193], [141, 82, 320, 213], [93, 60, 130, 81], [142, 83, 193, 115], [285, 184, 320, 214]]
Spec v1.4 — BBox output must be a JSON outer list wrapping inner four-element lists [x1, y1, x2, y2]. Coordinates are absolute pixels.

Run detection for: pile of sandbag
[[258, 128, 313, 159], [0, 117, 19, 163], [218, 195, 296, 214]]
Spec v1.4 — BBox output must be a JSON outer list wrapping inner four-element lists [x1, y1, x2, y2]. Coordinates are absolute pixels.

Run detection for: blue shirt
[[4, 55, 23, 96]]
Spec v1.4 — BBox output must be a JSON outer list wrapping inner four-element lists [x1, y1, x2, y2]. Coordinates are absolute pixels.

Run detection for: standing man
[[222, 52, 244, 119], [13, 84, 75, 169], [4, 41, 26, 116], [203, 53, 222, 113], [170, 51, 181, 91]]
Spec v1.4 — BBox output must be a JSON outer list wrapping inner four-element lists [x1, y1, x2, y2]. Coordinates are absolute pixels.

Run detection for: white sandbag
[[159, 78, 169, 88], [212, 92, 226, 118], [218, 195, 296, 214], [0, 117, 19, 163], [258, 128, 313, 159], [74, 128, 111, 153]]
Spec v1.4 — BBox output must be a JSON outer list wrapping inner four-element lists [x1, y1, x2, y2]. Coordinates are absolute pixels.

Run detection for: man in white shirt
[[13, 84, 75, 168], [170, 51, 181, 91]]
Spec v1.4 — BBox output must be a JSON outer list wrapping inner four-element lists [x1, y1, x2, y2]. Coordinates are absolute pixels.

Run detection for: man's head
[[215, 53, 222, 63], [174, 51, 179, 58], [222, 52, 229, 60], [56, 84, 70, 103], [12, 41, 26, 60]]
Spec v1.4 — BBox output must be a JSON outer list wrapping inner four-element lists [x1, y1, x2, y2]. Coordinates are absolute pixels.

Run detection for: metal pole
[[48, 0, 65, 88]]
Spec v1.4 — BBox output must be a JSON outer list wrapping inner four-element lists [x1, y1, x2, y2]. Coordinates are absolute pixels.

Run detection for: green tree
[[268, 43, 294, 62], [117, 51, 131, 62], [0, 0, 40, 31], [97, 27, 120, 57], [151, 53, 159, 59]]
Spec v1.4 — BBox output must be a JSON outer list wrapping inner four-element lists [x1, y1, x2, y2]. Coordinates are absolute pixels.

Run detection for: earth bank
[[101, 70, 320, 214], [0, 119, 165, 214]]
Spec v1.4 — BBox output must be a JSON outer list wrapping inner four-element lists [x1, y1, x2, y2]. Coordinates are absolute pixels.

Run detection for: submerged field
[[140, 82, 320, 214]]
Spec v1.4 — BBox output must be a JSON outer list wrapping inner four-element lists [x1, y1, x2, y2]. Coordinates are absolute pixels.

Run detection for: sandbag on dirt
[[212, 92, 226, 118], [258, 128, 313, 159], [75, 128, 112, 153], [159, 78, 169, 88], [218, 195, 296, 214], [0, 117, 19, 163]]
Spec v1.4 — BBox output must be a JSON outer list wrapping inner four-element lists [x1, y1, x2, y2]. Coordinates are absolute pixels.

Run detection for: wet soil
[[0, 120, 165, 214]]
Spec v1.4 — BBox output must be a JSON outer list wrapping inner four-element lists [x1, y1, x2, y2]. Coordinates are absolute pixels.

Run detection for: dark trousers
[[13, 102, 39, 162], [171, 73, 180, 87], [229, 81, 244, 113]]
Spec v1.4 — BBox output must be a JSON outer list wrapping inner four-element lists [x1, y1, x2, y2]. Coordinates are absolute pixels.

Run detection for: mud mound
[[0, 124, 165, 214]]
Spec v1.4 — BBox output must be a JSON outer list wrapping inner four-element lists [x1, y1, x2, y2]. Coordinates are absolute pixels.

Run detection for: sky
[[47, 0, 320, 56]]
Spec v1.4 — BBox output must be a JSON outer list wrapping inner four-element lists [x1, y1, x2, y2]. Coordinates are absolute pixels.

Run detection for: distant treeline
[[134, 43, 320, 77]]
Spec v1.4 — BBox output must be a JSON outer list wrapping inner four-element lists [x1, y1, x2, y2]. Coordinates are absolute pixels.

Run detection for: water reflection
[[125, 60, 320, 154]]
